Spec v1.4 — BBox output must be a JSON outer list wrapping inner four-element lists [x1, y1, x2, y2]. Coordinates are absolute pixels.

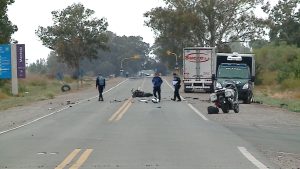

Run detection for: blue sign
[[0, 44, 12, 79]]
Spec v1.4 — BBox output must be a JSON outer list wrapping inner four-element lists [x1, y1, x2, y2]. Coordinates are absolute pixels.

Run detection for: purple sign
[[16, 44, 26, 78]]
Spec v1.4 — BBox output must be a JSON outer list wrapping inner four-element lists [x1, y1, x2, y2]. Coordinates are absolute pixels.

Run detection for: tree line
[[144, 0, 300, 87], [1, 0, 300, 88]]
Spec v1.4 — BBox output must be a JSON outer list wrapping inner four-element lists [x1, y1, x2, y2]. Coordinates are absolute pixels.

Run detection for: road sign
[[16, 44, 26, 78], [0, 44, 12, 79]]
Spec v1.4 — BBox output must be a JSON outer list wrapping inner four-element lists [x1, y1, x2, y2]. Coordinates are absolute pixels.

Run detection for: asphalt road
[[0, 77, 278, 169]]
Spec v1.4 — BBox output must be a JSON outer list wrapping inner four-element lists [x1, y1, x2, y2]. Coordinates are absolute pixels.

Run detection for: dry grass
[[0, 92, 9, 100], [0, 73, 92, 111], [254, 86, 300, 112]]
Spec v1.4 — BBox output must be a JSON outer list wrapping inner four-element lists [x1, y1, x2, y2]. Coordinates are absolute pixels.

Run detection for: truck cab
[[213, 53, 255, 104]]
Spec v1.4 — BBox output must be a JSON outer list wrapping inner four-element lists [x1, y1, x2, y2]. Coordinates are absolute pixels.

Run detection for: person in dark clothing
[[96, 73, 106, 101], [152, 72, 163, 102], [171, 72, 181, 101]]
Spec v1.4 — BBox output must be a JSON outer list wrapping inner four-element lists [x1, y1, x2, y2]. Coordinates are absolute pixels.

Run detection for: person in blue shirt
[[152, 72, 163, 102], [96, 73, 106, 101]]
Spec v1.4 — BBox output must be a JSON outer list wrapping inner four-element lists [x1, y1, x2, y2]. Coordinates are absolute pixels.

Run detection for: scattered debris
[[152, 98, 159, 103], [207, 106, 219, 114], [131, 89, 153, 98]]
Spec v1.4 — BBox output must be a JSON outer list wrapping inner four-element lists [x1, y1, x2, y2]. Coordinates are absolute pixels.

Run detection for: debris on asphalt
[[131, 89, 153, 98]]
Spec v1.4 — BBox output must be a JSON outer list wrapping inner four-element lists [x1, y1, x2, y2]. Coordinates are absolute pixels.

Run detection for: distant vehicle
[[139, 70, 154, 77], [213, 52, 255, 104], [183, 47, 216, 93]]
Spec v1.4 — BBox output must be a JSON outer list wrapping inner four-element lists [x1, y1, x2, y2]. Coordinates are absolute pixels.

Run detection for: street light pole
[[120, 55, 141, 77], [167, 50, 179, 71], [120, 58, 128, 77]]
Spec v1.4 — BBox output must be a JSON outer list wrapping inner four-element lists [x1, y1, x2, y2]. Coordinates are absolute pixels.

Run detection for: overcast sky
[[8, 0, 164, 63], [7, 0, 276, 64]]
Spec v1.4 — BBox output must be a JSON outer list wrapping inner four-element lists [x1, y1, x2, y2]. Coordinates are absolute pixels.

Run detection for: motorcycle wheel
[[221, 104, 229, 113], [233, 104, 239, 113]]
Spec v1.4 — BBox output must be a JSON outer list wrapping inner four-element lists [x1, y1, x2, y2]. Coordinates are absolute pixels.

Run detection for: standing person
[[96, 73, 106, 101], [171, 72, 181, 101], [152, 72, 163, 102]]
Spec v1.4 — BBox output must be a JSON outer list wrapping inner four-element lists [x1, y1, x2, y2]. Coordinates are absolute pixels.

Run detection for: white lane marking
[[0, 106, 69, 135], [138, 78, 146, 90], [80, 79, 129, 102], [238, 147, 269, 169], [0, 79, 128, 135], [188, 104, 209, 121], [164, 78, 174, 90]]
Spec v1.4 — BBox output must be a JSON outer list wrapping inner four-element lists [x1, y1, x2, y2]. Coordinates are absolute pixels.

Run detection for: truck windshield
[[217, 66, 250, 79]]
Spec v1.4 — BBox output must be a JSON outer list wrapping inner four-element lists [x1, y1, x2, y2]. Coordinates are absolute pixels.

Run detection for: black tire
[[184, 87, 192, 93], [233, 104, 239, 113], [61, 84, 71, 92], [243, 93, 252, 104], [207, 106, 219, 114], [221, 104, 230, 113]]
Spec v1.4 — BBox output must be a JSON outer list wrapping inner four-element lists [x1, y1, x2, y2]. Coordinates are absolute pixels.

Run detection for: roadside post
[[11, 44, 18, 95], [0, 44, 26, 96]]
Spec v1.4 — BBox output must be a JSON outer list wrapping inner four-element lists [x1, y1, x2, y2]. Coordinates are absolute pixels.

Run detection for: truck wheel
[[184, 87, 192, 93], [243, 93, 252, 104]]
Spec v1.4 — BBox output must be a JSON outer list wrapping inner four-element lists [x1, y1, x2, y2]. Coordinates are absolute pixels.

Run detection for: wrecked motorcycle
[[209, 81, 239, 113]]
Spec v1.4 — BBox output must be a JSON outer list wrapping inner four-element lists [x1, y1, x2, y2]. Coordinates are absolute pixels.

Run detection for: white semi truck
[[183, 47, 216, 93]]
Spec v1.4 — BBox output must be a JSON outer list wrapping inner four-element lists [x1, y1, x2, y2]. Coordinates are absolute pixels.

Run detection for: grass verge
[[254, 86, 300, 112], [0, 74, 92, 111]]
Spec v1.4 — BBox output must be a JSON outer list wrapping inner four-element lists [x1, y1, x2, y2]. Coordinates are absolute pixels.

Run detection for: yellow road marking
[[115, 100, 133, 121], [108, 98, 133, 122], [69, 149, 93, 169], [55, 149, 81, 169]]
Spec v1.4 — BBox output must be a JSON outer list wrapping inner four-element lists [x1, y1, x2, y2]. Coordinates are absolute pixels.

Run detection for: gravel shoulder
[[182, 91, 300, 169]]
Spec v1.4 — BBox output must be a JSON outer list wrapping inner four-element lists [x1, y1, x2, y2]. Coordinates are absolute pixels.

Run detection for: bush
[[280, 79, 300, 90], [0, 83, 11, 95], [260, 71, 277, 86], [45, 93, 55, 99]]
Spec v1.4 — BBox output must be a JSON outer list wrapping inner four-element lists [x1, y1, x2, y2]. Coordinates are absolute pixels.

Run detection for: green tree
[[28, 58, 48, 74], [254, 43, 300, 84], [0, 0, 17, 43], [46, 32, 150, 77], [46, 51, 69, 78], [262, 0, 300, 47], [144, 0, 266, 67], [36, 3, 109, 83], [87, 32, 150, 76]]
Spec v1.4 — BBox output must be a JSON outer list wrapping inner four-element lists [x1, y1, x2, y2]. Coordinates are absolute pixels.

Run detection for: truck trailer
[[183, 47, 216, 93]]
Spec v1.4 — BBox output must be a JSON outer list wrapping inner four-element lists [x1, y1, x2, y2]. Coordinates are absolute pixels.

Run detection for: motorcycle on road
[[209, 81, 239, 114]]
